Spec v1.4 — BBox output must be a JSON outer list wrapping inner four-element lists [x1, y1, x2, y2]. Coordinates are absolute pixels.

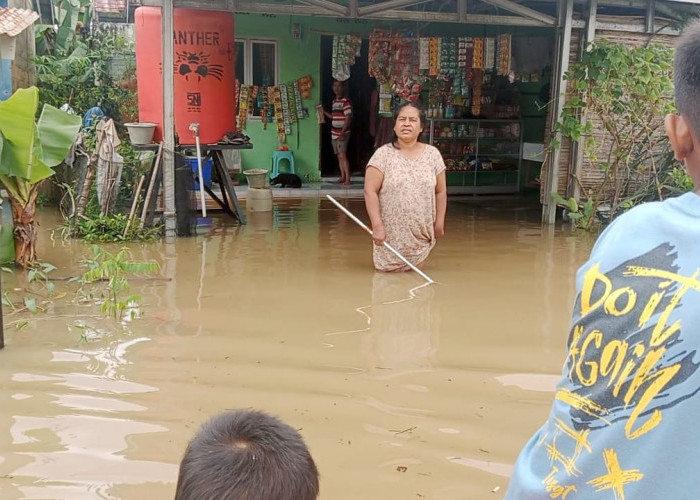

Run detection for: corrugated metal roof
[[0, 7, 39, 37], [94, 0, 127, 13]]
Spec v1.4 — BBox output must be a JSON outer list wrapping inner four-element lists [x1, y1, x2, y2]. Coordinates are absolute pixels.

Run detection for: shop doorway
[[320, 36, 376, 179]]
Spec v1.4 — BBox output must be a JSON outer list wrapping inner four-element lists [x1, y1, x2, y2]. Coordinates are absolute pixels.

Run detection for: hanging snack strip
[[497, 34, 511, 76], [248, 86, 259, 124], [472, 38, 484, 70], [369, 30, 394, 84], [271, 86, 285, 142], [484, 37, 495, 71], [298, 75, 314, 100], [279, 83, 292, 135], [458, 37, 468, 68], [331, 35, 349, 81], [471, 69, 483, 116], [293, 80, 305, 119], [260, 86, 268, 129], [419, 37, 430, 72], [429, 37, 438, 76], [286, 84, 297, 124], [238, 84, 250, 129]]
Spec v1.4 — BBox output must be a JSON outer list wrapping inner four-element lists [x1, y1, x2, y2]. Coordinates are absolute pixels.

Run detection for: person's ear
[[665, 113, 694, 161]]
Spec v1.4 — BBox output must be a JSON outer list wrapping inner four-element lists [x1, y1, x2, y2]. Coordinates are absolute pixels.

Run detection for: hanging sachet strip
[[497, 34, 511, 76], [293, 80, 305, 119], [484, 37, 495, 71]]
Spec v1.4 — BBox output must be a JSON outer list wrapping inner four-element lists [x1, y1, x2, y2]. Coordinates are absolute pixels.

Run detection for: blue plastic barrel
[[186, 157, 213, 190]]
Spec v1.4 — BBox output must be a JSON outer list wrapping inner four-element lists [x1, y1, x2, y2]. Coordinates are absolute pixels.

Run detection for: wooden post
[[542, 0, 574, 225], [0, 267, 4, 349], [570, 0, 597, 203], [139, 142, 164, 230], [162, 0, 176, 238]]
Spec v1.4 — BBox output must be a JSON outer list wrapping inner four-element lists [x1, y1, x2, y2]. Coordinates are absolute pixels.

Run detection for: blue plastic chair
[[270, 150, 295, 178]]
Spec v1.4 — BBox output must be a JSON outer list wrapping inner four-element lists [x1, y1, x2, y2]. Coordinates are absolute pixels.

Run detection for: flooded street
[[0, 196, 595, 499]]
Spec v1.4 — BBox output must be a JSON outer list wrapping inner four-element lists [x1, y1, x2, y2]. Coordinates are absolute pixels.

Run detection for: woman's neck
[[397, 138, 419, 149]]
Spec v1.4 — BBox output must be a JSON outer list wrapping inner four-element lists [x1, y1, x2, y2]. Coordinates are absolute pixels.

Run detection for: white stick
[[189, 123, 207, 218], [326, 195, 435, 284]]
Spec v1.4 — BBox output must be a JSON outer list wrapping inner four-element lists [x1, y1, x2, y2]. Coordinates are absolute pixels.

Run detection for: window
[[235, 39, 278, 117]]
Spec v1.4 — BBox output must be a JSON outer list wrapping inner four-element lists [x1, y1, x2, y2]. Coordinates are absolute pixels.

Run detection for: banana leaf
[[0, 87, 81, 203], [0, 87, 81, 179]]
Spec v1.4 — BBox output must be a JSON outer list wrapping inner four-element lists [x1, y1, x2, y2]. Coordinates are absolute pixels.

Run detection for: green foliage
[[28, 261, 57, 296], [79, 245, 160, 319], [34, 32, 136, 124], [552, 39, 677, 230], [1, 261, 62, 315], [551, 192, 596, 230], [0, 87, 81, 267], [34, 0, 93, 57], [72, 213, 162, 243]]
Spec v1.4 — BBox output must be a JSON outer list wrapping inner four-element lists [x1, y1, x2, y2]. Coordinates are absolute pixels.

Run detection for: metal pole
[[326, 195, 435, 284], [189, 123, 207, 217]]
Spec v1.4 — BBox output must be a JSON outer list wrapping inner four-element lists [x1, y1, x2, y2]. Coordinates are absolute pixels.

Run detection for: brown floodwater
[[0, 196, 596, 500]]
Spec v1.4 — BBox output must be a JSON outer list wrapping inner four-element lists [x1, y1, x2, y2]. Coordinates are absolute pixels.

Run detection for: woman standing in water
[[364, 102, 447, 272]]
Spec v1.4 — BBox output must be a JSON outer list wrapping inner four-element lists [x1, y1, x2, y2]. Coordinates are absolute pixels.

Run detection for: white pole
[[189, 123, 207, 218], [326, 195, 434, 284]]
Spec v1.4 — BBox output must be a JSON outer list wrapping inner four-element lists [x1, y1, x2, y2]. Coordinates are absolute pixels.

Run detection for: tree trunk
[[8, 183, 41, 268]]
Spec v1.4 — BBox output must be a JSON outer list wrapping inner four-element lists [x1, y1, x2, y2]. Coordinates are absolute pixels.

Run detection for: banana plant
[[0, 87, 82, 267]]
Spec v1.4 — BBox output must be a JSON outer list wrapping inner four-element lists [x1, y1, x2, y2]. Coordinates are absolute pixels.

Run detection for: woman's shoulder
[[423, 144, 441, 155]]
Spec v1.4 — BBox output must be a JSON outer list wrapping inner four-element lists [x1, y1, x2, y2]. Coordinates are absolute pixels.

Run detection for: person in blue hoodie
[[506, 20, 700, 500]]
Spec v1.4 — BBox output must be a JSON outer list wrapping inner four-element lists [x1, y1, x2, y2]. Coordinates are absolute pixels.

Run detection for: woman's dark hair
[[390, 101, 426, 148]]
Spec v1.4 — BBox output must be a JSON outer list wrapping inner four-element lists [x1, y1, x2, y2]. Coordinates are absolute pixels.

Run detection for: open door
[[320, 36, 376, 179]]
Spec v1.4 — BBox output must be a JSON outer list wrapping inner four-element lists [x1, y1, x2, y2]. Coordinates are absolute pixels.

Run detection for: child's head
[[666, 20, 700, 188], [332, 79, 346, 98], [175, 409, 319, 500]]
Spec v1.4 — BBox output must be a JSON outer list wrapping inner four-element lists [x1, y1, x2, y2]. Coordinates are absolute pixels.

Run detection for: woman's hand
[[434, 220, 445, 238], [372, 226, 386, 246]]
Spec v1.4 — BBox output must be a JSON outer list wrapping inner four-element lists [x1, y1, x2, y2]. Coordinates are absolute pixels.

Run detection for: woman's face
[[394, 106, 423, 141]]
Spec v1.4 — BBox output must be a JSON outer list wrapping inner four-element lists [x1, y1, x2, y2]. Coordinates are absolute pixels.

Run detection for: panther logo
[[175, 51, 224, 82]]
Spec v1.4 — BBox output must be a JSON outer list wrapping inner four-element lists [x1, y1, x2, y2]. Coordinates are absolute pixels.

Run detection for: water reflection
[[363, 274, 438, 379]]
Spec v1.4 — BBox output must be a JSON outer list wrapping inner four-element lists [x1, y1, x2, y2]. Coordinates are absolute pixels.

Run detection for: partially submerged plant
[[0, 87, 81, 266], [78, 245, 160, 320]]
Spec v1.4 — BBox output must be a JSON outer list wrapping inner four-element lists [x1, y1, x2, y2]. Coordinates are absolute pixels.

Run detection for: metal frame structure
[[140, 0, 699, 235]]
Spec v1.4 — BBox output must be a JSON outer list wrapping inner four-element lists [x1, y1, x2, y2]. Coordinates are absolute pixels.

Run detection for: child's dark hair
[[175, 409, 319, 500], [674, 20, 700, 138], [390, 101, 427, 148]]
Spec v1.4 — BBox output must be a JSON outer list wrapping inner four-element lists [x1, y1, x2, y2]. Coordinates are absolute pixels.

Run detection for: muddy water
[[0, 197, 595, 500]]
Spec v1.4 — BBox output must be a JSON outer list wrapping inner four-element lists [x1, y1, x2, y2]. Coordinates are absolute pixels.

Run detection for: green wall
[[234, 13, 553, 183]]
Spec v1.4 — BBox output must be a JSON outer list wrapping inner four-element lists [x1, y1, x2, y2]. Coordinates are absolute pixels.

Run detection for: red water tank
[[134, 7, 236, 145]]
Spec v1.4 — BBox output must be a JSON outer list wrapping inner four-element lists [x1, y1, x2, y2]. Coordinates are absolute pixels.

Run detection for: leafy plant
[[552, 40, 677, 230], [551, 192, 596, 230], [0, 87, 82, 267], [1, 261, 61, 315], [78, 245, 160, 319], [28, 261, 57, 296], [35, 0, 93, 57], [72, 213, 162, 242]]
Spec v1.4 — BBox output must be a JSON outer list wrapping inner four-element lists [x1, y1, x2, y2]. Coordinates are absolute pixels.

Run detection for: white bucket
[[125, 122, 157, 145], [247, 187, 273, 212]]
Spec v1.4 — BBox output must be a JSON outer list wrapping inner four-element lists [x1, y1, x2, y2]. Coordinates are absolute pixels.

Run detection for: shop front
[[138, 0, 698, 235], [230, 10, 554, 196]]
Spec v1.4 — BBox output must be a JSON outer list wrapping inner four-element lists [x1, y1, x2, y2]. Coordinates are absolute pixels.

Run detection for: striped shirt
[[331, 97, 352, 139]]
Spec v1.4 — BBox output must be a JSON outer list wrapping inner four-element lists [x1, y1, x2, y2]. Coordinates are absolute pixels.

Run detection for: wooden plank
[[212, 150, 246, 224]]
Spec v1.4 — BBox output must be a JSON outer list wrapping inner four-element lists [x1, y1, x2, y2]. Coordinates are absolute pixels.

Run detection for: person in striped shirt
[[324, 80, 353, 185]]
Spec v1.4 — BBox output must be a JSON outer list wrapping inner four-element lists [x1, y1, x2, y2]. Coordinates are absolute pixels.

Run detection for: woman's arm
[[434, 170, 447, 237], [364, 166, 385, 245]]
